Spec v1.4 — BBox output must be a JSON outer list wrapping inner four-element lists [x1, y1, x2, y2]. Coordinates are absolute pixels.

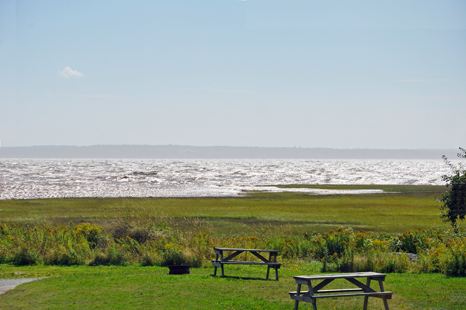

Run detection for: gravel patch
[[0, 278, 41, 295]]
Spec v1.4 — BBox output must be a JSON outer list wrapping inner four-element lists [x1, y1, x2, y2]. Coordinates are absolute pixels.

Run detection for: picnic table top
[[214, 247, 279, 253], [293, 272, 386, 281]]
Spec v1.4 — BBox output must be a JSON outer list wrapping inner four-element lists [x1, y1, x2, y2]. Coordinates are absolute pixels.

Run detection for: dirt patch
[[0, 278, 40, 295]]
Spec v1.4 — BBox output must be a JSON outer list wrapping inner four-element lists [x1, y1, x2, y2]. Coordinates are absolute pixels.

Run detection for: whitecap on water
[[0, 159, 450, 199]]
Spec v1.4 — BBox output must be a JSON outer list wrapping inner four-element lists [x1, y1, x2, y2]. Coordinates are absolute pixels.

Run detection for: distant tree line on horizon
[[0, 145, 459, 159]]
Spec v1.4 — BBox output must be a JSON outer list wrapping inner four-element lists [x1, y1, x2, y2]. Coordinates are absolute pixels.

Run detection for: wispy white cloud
[[46, 92, 124, 100], [57, 66, 84, 78]]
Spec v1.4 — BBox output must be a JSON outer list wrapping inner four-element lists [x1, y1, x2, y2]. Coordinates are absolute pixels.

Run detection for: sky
[[0, 0, 465, 149]]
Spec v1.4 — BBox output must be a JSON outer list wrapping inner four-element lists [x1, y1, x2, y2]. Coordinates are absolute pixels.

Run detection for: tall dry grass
[[1, 220, 465, 276]]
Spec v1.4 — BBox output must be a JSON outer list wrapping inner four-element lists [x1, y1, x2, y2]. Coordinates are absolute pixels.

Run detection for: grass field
[[1, 264, 465, 309], [1, 184, 465, 309], [0, 185, 450, 234]]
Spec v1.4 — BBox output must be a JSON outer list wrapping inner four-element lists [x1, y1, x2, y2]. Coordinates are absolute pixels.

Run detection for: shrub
[[13, 248, 37, 266], [325, 232, 349, 257], [89, 243, 128, 266], [444, 240, 466, 276], [74, 223, 104, 249], [161, 243, 189, 266], [438, 147, 466, 232]]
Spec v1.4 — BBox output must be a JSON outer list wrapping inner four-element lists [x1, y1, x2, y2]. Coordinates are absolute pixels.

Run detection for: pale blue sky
[[1, 0, 465, 148]]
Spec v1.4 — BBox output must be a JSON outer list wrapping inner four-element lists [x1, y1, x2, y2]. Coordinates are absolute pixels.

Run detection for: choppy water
[[0, 159, 450, 199]]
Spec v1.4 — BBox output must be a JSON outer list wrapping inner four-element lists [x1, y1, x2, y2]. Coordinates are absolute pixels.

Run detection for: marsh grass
[[2, 185, 465, 275], [2, 219, 466, 276], [0, 185, 450, 234]]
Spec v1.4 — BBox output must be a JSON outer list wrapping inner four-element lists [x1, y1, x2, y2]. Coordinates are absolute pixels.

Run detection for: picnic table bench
[[289, 272, 393, 309], [212, 247, 281, 280]]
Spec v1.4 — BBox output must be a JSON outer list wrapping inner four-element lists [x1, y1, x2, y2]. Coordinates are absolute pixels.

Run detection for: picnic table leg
[[220, 251, 225, 277], [294, 284, 301, 310], [213, 253, 218, 276], [363, 277, 371, 310], [378, 279, 390, 310], [309, 281, 317, 310], [266, 253, 272, 280], [270, 252, 279, 280]]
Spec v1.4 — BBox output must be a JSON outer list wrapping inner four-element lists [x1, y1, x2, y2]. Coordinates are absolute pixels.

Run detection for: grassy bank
[[0, 185, 449, 234], [1, 265, 465, 309]]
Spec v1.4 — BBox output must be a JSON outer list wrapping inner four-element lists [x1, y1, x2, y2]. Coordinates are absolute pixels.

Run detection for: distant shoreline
[[0, 145, 458, 159]]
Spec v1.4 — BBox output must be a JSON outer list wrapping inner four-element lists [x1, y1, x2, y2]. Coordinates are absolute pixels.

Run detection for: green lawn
[[1, 264, 465, 309]]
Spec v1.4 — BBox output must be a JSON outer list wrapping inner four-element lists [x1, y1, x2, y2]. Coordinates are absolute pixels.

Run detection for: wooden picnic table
[[289, 272, 393, 310], [212, 247, 281, 280]]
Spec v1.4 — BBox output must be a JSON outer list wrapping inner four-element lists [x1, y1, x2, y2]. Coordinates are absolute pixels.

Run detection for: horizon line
[[1, 144, 460, 151]]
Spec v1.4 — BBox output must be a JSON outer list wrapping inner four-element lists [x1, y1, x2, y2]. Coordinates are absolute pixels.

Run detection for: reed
[[0, 185, 449, 234], [1, 220, 466, 276]]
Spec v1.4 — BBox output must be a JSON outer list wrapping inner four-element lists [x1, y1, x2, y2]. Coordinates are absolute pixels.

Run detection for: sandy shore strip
[[0, 278, 41, 295]]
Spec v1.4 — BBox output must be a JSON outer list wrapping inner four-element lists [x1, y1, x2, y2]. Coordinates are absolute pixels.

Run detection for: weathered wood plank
[[211, 260, 281, 266], [313, 278, 334, 291], [214, 247, 279, 253], [250, 251, 270, 263], [222, 251, 243, 262], [345, 277, 376, 293], [289, 291, 393, 299], [318, 288, 364, 293], [314, 292, 393, 299], [293, 272, 386, 281], [290, 288, 364, 295]]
